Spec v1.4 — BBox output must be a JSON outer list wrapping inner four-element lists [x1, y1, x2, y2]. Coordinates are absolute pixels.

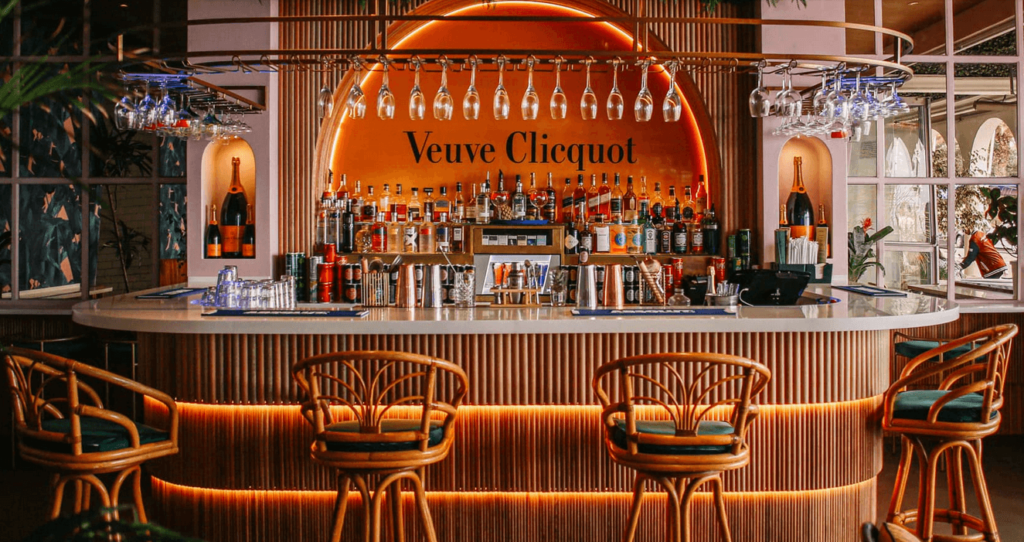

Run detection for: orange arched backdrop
[[321, 0, 719, 207]]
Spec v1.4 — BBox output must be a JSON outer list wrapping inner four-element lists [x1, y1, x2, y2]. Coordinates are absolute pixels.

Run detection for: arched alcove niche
[[778, 136, 833, 238], [201, 137, 257, 259], [971, 117, 1018, 178], [313, 0, 722, 218]]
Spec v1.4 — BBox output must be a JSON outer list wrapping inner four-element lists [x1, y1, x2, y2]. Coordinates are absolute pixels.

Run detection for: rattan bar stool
[[883, 324, 1017, 542], [3, 347, 179, 520], [292, 351, 468, 542], [593, 352, 772, 542]]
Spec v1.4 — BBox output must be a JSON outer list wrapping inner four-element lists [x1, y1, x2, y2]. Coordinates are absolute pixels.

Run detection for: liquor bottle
[[703, 203, 720, 255], [637, 176, 650, 220], [598, 173, 611, 221], [543, 173, 558, 222], [572, 175, 588, 223], [350, 180, 363, 219], [689, 210, 705, 255], [786, 156, 814, 239], [315, 201, 329, 255], [418, 213, 436, 253], [371, 212, 388, 253], [682, 185, 696, 223], [387, 212, 403, 253], [436, 213, 451, 253], [587, 174, 600, 219], [575, 205, 592, 260], [643, 218, 658, 255], [817, 203, 830, 259], [453, 183, 466, 222], [561, 178, 574, 223], [434, 186, 450, 222], [391, 184, 408, 223], [378, 184, 392, 220], [491, 170, 509, 208], [242, 204, 256, 258], [221, 157, 248, 258], [563, 208, 581, 255], [205, 204, 222, 258], [659, 222, 673, 254], [665, 185, 680, 223], [672, 215, 689, 254], [525, 172, 543, 219], [610, 217, 628, 254], [465, 182, 478, 223], [340, 200, 355, 253], [423, 188, 436, 222], [403, 220, 419, 253], [610, 173, 623, 222], [329, 200, 342, 252], [650, 182, 664, 224], [626, 217, 642, 255], [362, 185, 378, 221], [592, 219, 611, 254], [694, 175, 708, 222], [510, 175, 526, 218], [321, 171, 336, 203], [408, 187, 423, 222], [451, 214, 465, 253], [477, 176, 492, 224], [336, 173, 349, 203], [623, 175, 637, 223]]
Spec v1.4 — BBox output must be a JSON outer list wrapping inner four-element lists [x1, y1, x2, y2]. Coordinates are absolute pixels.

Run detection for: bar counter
[[72, 287, 957, 542]]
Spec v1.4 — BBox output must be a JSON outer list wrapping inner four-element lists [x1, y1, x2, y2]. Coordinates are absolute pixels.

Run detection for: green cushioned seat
[[14, 337, 95, 363], [324, 419, 444, 452], [895, 340, 974, 362], [611, 419, 734, 455], [893, 390, 996, 424], [27, 416, 169, 454]]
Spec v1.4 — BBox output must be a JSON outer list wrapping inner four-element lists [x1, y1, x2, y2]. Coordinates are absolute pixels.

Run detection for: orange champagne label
[[206, 244, 222, 258], [222, 226, 243, 253], [242, 244, 255, 257]]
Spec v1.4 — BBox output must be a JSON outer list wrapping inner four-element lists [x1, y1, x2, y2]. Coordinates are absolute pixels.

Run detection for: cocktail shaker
[[507, 262, 525, 304], [422, 264, 444, 308], [602, 264, 624, 309], [577, 265, 598, 309], [396, 264, 417, 308]]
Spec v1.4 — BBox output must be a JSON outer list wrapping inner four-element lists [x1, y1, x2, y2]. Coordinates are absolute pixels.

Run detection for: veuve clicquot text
[[221, 157, 249, 257], [206, 204, 222, 258], [786, 156, 814, 239]]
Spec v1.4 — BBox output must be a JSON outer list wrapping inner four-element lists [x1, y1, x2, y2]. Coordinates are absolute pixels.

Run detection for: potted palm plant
[[848, 217, 894, 283]]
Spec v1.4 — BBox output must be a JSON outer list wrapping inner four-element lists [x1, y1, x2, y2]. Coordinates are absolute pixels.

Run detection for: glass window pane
[[848, 184, 877, 233], [954, 64, 1017, 178], [955, 11, 1016, 56], [884, 0, 945, 56], [883, 250, 933, 289], [948, 184, 1015, 283], [159, 184, 186, 260], [96, 184, 155, 295], [885, 185, 934, 243], [848, 121, 877, 177], [18, 184, 97, 294], [889, 64, 948, 178]]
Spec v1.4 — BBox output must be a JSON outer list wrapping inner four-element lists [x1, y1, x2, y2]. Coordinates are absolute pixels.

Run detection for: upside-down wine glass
[[549, 57, 568, 120], [493, 55, 510, 120], [580, 58, 598, 120], [463, 55, 481, 120], [409, 58, 426, 121], [377, 58, 396, 120], [662, 61, 682, 122], [345, 61, 367, 120], [317, 63, 334, 119], [521, 56, 540, 120], [606, 59, 624, 120], [634, 59, 654, 122], [748, 62, 770, 118], [433, 56, 454, 121]]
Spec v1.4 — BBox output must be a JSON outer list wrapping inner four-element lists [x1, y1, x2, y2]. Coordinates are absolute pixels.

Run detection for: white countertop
[[71, 285, 959, 335]]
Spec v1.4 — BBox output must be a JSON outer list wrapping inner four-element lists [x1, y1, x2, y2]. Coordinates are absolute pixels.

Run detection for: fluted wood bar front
[[72, 287, 958, 542]]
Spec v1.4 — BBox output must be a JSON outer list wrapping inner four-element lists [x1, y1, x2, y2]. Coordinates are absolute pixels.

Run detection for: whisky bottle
[[681, 185, 695, 223], [434, 186, 450, 222], [694, 175, 708, 222], [672, 216, 688, 254], [349, 179, 362, 218], [542, 173, 558, 222], [436, 213, 451, 253], [786, 156, 814, 239], [453, 183, 466, 222], [465, 182, 478, 223], [598, 173, 611, 222], [408, 187, 423, 222], [623, 176, 637, 223], [650, 182, 664, 224], [526, 172, 545, 219], [206, 204, 222, 258], [665, 185, 679, 223], [637, 176, 650, 220], [561, 178, 574, 223], [361, 185, 378, 221], [221, 157, 248, 258], [423, 188, 436, 222], [610, 174, 623, 222], [573, 175, 588, 223], [587, 174, 600, 219], [371, 212, 388, 253]]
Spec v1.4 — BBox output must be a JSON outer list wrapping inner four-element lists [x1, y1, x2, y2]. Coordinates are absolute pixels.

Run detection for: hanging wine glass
[[433, 56, 454, 121], [114, 84, 135, 131], [493, 55, 510, 120], [317, 61, 334, 119], [549, 57, 568, 120], [662, 61, 682, 122], [606, 59, 624, 120], [463, 55, 481, 120], [580, 57, 598, 120], [748, 61, 771, 118], [409, 57, 426, 121], [377, 58, 395, 120], [521, 55, 540, 120], [634, 59, 654, 122], [345, 60, 367, 120]]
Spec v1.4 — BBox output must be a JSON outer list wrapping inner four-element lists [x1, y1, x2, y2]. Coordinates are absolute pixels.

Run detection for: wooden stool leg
[[915, 443, 942, 541], [622, 473, 646, 542], [130, 467, 146, 523], [711, 475, 733, 542], [370, 478, 390, 542], [409, 470, 438, 542], [49, 475, 69, 519], [330, 474, 352, 542], [110, 465, 140, 521], [887, 435, 915, 524], [680, 475, 715, 542], [352, 474, 372, 542], [945, 446, 968, 536], [72, 480, 85, 514], [965, 442, 1000, 542], [390, 479, 405, 542]]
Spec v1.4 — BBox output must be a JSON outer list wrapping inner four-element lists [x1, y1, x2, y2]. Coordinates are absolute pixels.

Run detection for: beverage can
[[324, 243, 338, 264], [316, 282, 334, 303], [663, 267, 675, 296], [712, 257, 727, 283], [737, 229, 752, 258], [284, 252, 306, 301], [727, 234, 737, 259], [307, 255, 323, 303], [317, 262, 334, 284]]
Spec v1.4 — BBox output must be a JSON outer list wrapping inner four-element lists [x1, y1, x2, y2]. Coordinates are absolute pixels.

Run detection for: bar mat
[[572, 308, 734, 317], [136, 287, 207, 300], [833, 285, 907, 297], [202, 309, 368, 318]]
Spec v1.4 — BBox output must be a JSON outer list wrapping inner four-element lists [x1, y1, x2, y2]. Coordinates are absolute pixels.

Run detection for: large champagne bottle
[[221, 157, 249, 257], [786, 156, 814, 239]]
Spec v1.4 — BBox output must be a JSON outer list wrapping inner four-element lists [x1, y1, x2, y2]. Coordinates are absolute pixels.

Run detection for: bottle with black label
[[561, 178, 574, 223], [682, 185, 695, 223], [665, 185, 680, 223], [659, 223, 673, 254], [362, 185, 378, 221], [637, 176, 650, 220], [623, 176, 637, 222], [650, 182, 664, 224], [610, 173, 623, 222], [340, 200, 355, 253], [703, 203, 720, 255], [572, 175, 587, 223], [543, 173, 558, 222], [672, 216, 689, 254]]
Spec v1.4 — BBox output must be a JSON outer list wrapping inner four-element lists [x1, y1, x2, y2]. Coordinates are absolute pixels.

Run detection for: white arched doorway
[[971, 118, 1018, 177]]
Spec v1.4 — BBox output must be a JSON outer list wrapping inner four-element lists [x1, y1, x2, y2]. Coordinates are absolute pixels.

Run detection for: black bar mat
[[136, 288, 207, 299], [833, 285, 907, 297]]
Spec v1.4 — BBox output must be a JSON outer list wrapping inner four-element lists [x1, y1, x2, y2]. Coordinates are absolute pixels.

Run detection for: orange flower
[[861, 217, 872, 230]]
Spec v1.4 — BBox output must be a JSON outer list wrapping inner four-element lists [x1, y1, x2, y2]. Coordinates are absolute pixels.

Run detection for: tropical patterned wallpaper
[[159, 138, 187, 260]]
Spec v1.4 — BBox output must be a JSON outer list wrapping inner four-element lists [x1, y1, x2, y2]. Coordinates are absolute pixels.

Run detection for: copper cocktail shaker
[[602, 264, 624, 309], [396, 264, 417, 308]]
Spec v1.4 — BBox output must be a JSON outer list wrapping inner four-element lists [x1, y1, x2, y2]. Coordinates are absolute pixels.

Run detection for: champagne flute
[[606, 59, 624, 120], [463, 55, 481, 120], [433, 56, 454, 121], [493, 55, 510, 120], [580, 57, 598, 120], [345, 60, 367, 120], [634, 59, 654, 122], [662, 61, 682, 122], [521, 55, 540, 120], [377, 58, 396, 120], [409, 57, 426, 121], [549, 57, 568, 120]]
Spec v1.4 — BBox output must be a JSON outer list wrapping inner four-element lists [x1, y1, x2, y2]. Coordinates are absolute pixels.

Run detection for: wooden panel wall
[[276, 0, 758, 256]]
